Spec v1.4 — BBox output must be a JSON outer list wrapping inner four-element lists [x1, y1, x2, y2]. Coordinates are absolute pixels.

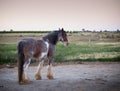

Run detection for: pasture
[[0, 31, 120, 64]]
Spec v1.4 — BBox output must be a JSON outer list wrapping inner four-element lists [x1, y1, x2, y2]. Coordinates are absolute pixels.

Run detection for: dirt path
[[0, 63, 120, 91]]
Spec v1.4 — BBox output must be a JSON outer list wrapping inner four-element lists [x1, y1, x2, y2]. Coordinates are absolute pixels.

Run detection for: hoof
[[19, 79, 30, 85], [35, 74, 41, 80], [47, 74, 54, 79]]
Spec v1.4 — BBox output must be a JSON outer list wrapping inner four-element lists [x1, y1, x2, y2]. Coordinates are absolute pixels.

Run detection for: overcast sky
[[0, 0, 120, 31]]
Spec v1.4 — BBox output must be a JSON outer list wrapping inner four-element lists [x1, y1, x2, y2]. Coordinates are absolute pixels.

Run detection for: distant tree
[[93, 30, 96, 33], [82, 28, 85, 32], [104, 30, 107, 32], [3, 30, 6, 32], [10, 29, 13, 32], [86, 30, 90, 32], [117, 29, 120, 32]]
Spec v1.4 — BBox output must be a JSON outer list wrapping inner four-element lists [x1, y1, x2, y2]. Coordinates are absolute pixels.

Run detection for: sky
[[0, 0, 120, 31]]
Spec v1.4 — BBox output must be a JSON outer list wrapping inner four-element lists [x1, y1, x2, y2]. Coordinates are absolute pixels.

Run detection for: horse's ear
[[59, 28, 64, 32], [61, 28, 64, 31]]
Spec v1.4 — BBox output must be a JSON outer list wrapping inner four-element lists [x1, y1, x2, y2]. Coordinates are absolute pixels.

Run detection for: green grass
[[54, 42, 120, 62], [0, 44, 17, 64], [0, 44, 16, 51], [0, 42, 120, 64]]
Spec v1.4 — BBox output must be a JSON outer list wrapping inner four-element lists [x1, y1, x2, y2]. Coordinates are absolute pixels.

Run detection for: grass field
[[0, 31, 120, 64]]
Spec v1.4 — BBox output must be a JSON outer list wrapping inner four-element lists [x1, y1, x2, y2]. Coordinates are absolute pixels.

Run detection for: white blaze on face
[[59, 36, 64, 41]]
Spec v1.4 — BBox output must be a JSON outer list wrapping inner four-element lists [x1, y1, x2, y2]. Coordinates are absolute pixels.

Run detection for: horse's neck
[[43, 32, 59, 45]]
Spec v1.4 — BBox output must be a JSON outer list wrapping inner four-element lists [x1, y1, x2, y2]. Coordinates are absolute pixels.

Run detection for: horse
[[17, 28, 69, 84]]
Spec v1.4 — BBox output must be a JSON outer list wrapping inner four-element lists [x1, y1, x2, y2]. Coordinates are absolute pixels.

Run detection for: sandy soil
[[0, 63, 120, 91]]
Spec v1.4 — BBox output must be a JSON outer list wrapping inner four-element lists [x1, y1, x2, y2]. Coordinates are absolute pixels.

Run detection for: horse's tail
[[17, 41, 24, 84]]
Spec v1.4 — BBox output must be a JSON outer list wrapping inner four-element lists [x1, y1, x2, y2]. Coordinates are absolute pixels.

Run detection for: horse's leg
[[35, 60, 44, 80], [22, 58, 31, 84], [47, 57, 54, 79]]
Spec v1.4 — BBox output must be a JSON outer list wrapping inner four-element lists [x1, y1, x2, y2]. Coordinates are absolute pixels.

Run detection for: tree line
[[0, 28, 120, 33]]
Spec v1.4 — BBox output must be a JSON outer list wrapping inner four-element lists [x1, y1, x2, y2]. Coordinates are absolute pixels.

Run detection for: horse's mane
[[42, 31, 59, 45]]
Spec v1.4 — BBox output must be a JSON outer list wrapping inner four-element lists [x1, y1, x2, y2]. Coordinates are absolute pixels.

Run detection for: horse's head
[[58, 28, 69, 46]]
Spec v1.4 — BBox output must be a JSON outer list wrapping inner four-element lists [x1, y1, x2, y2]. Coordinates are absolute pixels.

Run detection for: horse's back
[[18, 38, 36, 49], [18, 38, 37, 57], [18, 38, 49, 58]]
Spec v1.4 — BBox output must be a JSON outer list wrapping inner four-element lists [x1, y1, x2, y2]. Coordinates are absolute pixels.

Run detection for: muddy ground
[[0, 63, 120, 91]]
